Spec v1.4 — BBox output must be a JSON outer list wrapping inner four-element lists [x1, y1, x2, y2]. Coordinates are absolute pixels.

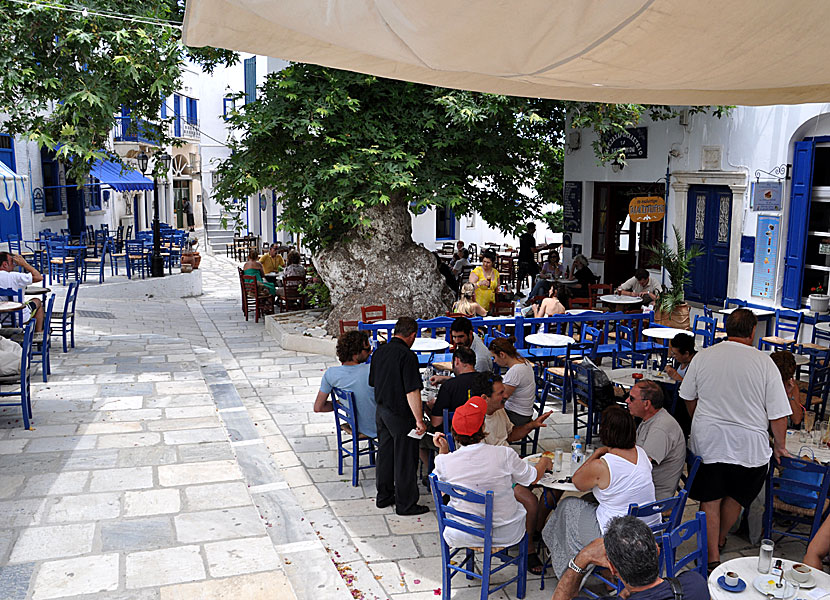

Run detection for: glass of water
[[758, 538, 774, 573], [554, 449, 563, 472]]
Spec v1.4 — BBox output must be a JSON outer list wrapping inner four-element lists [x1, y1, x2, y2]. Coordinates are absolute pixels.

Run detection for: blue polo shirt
[[320, 363, 377, 438]]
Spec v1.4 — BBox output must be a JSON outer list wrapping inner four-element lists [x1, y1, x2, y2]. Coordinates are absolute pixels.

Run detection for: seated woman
[[453, 282, 487, 317], [533, 283, 570, 317], [804, 514, 830, 570], [770, 350, 805, 426], [283, 250, 306, 279], [489, 338, 536, 426], [665, 333, 696, 382], [469, 249, 499, 313], [527, 250, 564, 302], [570, 254, 595, 298], [541, 405, 659, 579], [242, 250, 276, 295]]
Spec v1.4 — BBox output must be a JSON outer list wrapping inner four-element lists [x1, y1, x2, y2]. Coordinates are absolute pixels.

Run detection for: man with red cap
[[433, 397, 552, 550]]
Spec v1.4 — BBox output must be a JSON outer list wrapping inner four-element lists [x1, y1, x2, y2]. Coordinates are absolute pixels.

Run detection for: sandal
[[528, 553, 544, 575], [708, 561, 721, 574]]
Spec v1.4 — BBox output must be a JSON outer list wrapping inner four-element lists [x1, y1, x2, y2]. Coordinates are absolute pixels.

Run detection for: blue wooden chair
[[331, 387, 377, 486], [760, 309, 804, 351], [510, 380, 553, 457], [51, 281, 79, 352], [691, 314, 717, 348], [802, 348, 830, 421], [31, 293, 56, 382], [0, 287, 23, 328], [429, 473, 528, 600], [82, 239, 109, 284], [628, 489, 689, 535], [703, 305, 728, 342], [546, 337, 600, 414], [611, 325, 648, 369], [125, 240, 147, 279], [47, 241, 77, 286], [724, 297, 747, 310], [679, 451, 702, 493], [662, 511, 708, 580], [764, 455, 830, 543], [0, 321, 35, 429], [571, 361, 599, 444], [442, 409, 456, 452]]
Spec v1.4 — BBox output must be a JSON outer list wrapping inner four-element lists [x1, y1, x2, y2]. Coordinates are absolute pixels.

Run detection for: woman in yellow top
[[469, 249, 499, 312]]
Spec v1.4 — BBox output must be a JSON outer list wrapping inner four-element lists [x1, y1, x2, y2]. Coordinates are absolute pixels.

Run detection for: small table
[[525, 333, 576, 348], [720, 306, 776, 338], [785, 429, 830, 463], [642, 327, 690, 340], [601, 367, 678, 387], [816, 322, 830, 334], [709, 556, 830, 600], [411, 338, 450, 353], [524, 453, 579, 492], [566, 309, 601, 315], [557, 278, 579, 285], [24, 286, 51, 296], [600, 294, 643, 306], [0, 301, 24, 314]]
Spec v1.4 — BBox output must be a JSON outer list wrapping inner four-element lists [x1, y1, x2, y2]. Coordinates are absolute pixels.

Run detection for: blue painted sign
[[259, 194, 267, 211], [751, 214, 780, 298], [752, 181, 783, 211]]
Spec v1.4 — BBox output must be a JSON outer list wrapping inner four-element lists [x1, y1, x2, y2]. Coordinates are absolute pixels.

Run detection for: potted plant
[[809, 283, 829, 313], [646, 225, 705, 330]]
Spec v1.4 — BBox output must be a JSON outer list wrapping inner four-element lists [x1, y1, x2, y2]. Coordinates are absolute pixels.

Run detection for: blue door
[[0, 134, 22, 243], [685, 185, 732, 306]]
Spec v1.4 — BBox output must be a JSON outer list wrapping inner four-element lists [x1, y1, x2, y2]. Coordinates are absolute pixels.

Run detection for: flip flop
[[528, 553, 544, 575]]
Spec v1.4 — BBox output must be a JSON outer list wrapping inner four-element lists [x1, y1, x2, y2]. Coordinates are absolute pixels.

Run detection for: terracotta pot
[[181, 252, 195, 268], [654, 303, 691, 330], [192, 252, 201, 269], [180, 263, 193, 273]]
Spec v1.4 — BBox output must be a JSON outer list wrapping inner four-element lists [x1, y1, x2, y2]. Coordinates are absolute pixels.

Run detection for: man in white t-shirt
[[616, 268, 662, 304], [679, 308, 791, 567], [0, 252, 44, 332]]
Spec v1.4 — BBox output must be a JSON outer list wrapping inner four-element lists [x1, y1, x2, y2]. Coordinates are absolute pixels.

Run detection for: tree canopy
[[214, 64, 567, 250], [0, 0, 236, 180]]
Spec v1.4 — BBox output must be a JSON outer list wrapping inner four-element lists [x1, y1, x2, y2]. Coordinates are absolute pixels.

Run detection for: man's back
[[369, 338, 421, 422], [0, 270, 31, 293], [636, 408, 686, 500], [432, 371, 478, 418], [596, 571, 709, 600], [321, 363, 376, 438]]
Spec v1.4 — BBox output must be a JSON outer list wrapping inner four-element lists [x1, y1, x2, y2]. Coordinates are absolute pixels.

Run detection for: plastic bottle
[[571, 434, 584, 465]]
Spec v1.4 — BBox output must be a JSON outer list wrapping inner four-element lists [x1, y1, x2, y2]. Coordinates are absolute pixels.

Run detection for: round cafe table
[[600, 294, 643, 307], [0, 301, 24, 314], [411, 338, 450, 353], [816, 322, 830, 334], [708, 556, 830, 600], [600, 367, 677, 388], [642, 327, 690, 340], [525, 333, 575, 348], [524, 453, 579, 492], [566, 308, 602, 315], [24, 286, 51, 296]]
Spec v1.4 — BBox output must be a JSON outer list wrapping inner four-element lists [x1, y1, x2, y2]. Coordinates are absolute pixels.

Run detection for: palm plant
[[646, 226, 705, 314]]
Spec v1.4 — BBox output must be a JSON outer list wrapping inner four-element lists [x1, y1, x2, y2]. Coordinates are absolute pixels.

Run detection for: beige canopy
[[183, 0, 830, 106]]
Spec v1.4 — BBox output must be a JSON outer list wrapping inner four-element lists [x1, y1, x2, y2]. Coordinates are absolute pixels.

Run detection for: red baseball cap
[[452, 397, 487, 436]]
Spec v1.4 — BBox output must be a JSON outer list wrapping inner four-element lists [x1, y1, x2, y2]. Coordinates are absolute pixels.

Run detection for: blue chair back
[[680, 452, 702, 493], [331, 386, 376, 486], [332, 386, 358, 433], [692, 314, 716, 348], [764, 455, 830, 542], [774, 309, 804, 340], [442, 409, 456, 452], [724, 297, 747, 309], [813, 323, 830, 348], [662, 511, 708, 579], [804, 352, 830, 420], [628, 489, 689, 535]]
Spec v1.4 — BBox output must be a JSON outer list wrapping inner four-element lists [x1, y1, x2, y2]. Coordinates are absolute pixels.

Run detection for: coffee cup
[[724, 572, 740, 587], [790, 564, 811, 583]]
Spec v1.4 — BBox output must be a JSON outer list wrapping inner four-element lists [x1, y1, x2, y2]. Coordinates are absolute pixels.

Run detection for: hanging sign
[[259, 194, 267, 211], [751, 214, 780, 298], [606, 127, 648, 159], [563, 181, 582, 233], [629, 196, 665, 222], [751, 181, 783, 211]]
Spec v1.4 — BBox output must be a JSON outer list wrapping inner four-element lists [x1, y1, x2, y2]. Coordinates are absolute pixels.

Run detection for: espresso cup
[[790, 564, 811, 583], [724, 572, 739, 587]]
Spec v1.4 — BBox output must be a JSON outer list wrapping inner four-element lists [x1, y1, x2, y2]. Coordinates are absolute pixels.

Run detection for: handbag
[[778, 447, 823, 509]]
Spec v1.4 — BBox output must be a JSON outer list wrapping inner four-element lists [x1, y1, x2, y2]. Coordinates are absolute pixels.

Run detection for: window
[[86, 179, 102, 211], [223, 97, 236, 120], [244, 57, 256, 104], [40, 147, 63, 215], [160, 95, 167, 119], [592, 186, 609, 258], [436, 205, 456, 240], [185, 97, 198, 125]]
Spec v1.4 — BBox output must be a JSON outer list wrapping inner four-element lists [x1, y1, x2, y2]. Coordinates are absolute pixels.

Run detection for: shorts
[[505, 409, 532, 427], [21, 300, 38, 325], [689, 461, 768, 507]]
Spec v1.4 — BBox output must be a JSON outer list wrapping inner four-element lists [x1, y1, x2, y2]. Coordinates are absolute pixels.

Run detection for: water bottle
[[571, 434, 584, 465]]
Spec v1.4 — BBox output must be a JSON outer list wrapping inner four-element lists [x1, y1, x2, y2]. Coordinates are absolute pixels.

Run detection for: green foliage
[[214, 64, 567, 249], [645, 225, 705, 314], [300, 265, 331, 308], [0, 0, 236, 183]]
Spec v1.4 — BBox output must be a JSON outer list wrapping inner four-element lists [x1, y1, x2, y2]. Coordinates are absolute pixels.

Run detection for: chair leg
[[518, 534, 528, 598], [351, 435, 360, 487], [61, 321, 68, 353], [70, 317, 75, 349]]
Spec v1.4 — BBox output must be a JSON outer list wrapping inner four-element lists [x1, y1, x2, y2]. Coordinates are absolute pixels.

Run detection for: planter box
[[809, 294, 829, 313]]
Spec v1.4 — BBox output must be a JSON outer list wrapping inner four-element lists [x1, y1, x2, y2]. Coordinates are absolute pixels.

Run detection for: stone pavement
[[0, 251, 810, 600]]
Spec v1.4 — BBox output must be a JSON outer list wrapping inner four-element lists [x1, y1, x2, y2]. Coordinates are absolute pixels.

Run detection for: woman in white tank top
[[541, 405, 660, 579]]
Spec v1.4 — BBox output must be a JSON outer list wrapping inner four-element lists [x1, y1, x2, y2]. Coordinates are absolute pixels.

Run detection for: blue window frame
[[435, 205, 456, 240], [160, 95, 167, 119], [223, 97, 236, 120], [185, 97, 198, 125], [244, 57, 256, 104], [86, 182, 102, 212]]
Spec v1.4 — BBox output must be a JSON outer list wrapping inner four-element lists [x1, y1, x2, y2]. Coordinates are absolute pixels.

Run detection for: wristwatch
[[568, 558, 588, 575]]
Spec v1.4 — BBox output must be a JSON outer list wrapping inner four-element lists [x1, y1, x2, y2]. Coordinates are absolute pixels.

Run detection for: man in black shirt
[[430, 346, 478, 429], [368, 317, 429, 516], [516, 223, 539, 297]]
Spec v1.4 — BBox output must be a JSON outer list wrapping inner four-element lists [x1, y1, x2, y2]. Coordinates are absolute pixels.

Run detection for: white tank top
[[594, 446, 660, 533]]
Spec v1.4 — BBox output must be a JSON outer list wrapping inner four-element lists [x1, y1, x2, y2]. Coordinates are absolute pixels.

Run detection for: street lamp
[[136, 151, 171, 277]]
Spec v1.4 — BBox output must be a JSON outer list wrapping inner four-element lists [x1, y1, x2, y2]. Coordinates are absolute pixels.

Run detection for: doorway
[[684, 185, 732, 306], [173, 180, 189, 229]]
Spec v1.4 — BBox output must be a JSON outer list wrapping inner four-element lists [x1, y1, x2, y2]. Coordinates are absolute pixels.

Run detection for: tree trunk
[[314, 194, 455, 335]]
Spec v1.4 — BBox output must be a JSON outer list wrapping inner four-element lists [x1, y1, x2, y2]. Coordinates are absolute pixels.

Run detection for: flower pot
[[192, 252, 201, 269], [181, 252, 201, 270], [180, 263, 193, 273], [654, 303, 691, 330], [809, 294, 830, 313]]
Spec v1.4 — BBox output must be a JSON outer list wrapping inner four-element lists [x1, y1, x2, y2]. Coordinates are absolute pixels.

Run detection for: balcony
[[112, 116, 162, 146], [175, 118, 200, 142]]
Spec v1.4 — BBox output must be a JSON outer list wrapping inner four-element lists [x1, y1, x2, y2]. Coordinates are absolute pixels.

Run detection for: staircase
[[204, 213, 237, 255]]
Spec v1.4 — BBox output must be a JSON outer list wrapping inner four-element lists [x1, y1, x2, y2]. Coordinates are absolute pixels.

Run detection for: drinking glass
[[554, 449, 563, 472], [822, 420, 830, 447], [758, 538, 774, 573], [802, 411, 816, 443]]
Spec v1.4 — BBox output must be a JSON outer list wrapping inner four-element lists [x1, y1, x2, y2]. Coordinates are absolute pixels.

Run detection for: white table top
[[411, 338, 450, 352], [373, 319, 398, 325], [601, 367, 678, 387], [816, 322, 830, 334], [721, 306, 776, 318], [557, 279, 579, 284], [600, 294, 643, 304], [642, 327, 690, 340], [566, 309, 602, 315], [0, 301, 24, 314], [785, 430, 830, 463], [709, 556, 830, 600], [525, 453, 579, 492], [525, 333, 575, 347]]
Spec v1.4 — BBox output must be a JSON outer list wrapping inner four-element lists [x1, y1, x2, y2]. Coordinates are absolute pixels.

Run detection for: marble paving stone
[[20, 471, 89, 497], [97, 408, 163, 422], [329, 498, 395, 518], [0, 440, 28, 454], [315, 481, 366, 501], [307, 467, 355, 484], [340, 515, 391, 538], [89, 466, 154, 492], [78, 421, 144, 435], [159, 571, 294, 600], [47, 492, 121, 523], [158, 459, 242, 487], [117, 445, 178, 468], [60, 448, 120, 470], [271, 450, 302, 469], [31, 554, 119, 600], [286, 484, 328, 510], [279, 545, 354, 600], [100, 382, 155, 396], [0, 498, 48, 526], [174, 506, 265, 543], [101, 517, 176, 551], [204, 536, 280, 578], [9, 523, 94, 562], [24, 436, 97, 453], [262, 434, 291, 453], [0, 529, 13, 563], [145, 394, 213, 408], [183, 481, 251, 511], [97, 432, 162, 448], [163, 428, 227, 445], [147, 416, 219, 432], [0, 562, 35, 600], [353, 535, 420, 562], [155, 381, 209, 395], [385, 514, 439, 536], [337, 559, 391, 600], [126, 545, 206, 589], [411, 532, 442, 558], [124, 489, 182, 517], [164, 406, 216, 419], [176, 441, 234, 463], [7, 425, 77, 439], [91, 396, 145, 411]]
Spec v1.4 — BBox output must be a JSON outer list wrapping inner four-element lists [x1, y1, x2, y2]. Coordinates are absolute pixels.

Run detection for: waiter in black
[[516, 222, 539, 298], [368, 316, 429, 516]]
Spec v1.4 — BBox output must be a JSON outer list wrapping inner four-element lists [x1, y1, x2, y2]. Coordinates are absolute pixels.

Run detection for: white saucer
[[753, 575, 796, 598], [784, 571, 816, 589]]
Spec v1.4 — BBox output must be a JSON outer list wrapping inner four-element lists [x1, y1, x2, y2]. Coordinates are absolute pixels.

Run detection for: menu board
[[752, 181, 783, 212], [751, 214, 780, 298], [563, 181, 582, 233]]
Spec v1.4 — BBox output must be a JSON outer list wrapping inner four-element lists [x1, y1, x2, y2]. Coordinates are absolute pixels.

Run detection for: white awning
[[182, 0, 830, 106], [0, 162, 26, 210]]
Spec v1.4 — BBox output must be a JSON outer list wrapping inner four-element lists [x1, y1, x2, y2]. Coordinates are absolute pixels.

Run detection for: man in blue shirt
[[314, 330, 376, 438]]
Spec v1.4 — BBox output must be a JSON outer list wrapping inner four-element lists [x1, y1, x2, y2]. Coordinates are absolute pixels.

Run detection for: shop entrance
[[684, 185, 732, 306]]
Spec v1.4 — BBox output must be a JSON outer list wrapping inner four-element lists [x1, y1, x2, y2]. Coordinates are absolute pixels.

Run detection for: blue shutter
[[781, 140, 815, 308], [160, 95, 167, 119], [173, 94, 181, 137], [244, 57, 256, 104]]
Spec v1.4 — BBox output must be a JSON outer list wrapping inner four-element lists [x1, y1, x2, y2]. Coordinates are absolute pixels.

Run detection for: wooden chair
[[241, 274, 274, 322], [589, 284, 613, 309], [570, 296, 591, 309], [490, 301, 514, 317], [760, 309, 804, 351], [361, 305, 387, 323], [467, 243, 478, 262], [278, 275, 306, 312], [339, 319, 359, 334]]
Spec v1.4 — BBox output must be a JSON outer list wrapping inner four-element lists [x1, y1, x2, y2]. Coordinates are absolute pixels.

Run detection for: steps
[[204, 214, 237, 254]]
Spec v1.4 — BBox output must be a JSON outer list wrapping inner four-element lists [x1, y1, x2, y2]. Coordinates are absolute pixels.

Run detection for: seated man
[[0, 252, 44, 333], [313, 330, 376, 438], [433, 397, 551, 554], [626, 380, 686, 500], [451, 248, 470, 278], [616, 268, 662, 304], [429, 346, 479, 429], [430, 317, 491, 385], [258, 243, 285, 274], [552, 515, 709, 600], [451, 240, 465, 263]]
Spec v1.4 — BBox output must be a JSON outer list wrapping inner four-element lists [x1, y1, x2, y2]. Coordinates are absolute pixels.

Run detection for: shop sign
[[820, 243, 830, 256], [629, 196, 665, 222], [752, 181, 782, 212], [751, 214, 780, 299], [563, 181, 582, 233], [606, 127, 648, 160]]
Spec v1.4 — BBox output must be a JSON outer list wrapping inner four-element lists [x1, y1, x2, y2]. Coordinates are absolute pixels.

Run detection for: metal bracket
[[754, 164, 790, 182]]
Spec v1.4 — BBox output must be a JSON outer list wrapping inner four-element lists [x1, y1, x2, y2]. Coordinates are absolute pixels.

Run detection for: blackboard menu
[[563, 181, 582, 233]]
